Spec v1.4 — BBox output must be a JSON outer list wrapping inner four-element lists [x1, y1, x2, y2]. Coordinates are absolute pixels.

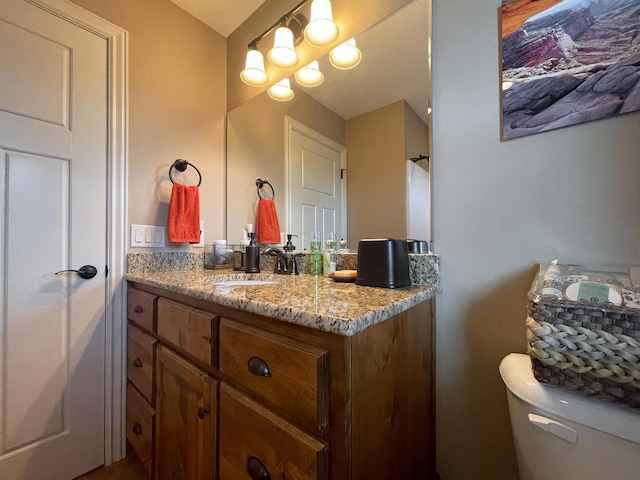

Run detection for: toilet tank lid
[[499, 353, 640, 445]]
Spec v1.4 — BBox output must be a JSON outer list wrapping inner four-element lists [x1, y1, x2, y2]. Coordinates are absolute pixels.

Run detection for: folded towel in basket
[[255, 198, 281, 244], [168, 182, 200, 243]]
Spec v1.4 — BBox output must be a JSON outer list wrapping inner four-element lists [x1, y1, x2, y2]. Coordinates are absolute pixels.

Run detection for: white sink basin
[[211, 273, 281, 287], [213, 279, 277, 286]]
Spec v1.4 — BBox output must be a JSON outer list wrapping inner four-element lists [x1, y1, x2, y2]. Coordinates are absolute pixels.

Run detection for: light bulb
[[294, 60, 324, 87], [268, 26, 298, 68], [267, 78, 295, 101], [240, 49, 268, 86], [305, 0, 339, 47], [329, 37, 361, 70]]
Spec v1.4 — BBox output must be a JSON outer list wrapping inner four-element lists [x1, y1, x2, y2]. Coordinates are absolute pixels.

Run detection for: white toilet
[[499, 353, 640, 480]]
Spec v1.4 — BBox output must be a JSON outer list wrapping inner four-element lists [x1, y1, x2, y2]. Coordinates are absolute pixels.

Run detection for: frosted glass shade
[[294, 60, 324, 87], [268, 27, 298, 68], [305, 0, 339, 47], [240, 49, 268, 86], [329, 37, 362, 70], [267, 78, 295, 101]]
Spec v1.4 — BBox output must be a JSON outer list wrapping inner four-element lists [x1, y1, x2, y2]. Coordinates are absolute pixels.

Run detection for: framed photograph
[[501, 0, 640, 140]]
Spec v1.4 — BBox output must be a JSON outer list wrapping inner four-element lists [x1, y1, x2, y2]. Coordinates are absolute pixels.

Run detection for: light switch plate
[[130, 224, 165, 248]]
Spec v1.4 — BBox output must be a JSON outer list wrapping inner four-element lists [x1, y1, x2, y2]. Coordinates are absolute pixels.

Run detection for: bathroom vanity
[[124, 269, 439, 480]]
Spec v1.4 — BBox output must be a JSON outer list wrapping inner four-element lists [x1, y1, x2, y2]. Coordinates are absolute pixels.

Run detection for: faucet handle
[[290, 253, 304, 276], [274, 255, 287, 274]]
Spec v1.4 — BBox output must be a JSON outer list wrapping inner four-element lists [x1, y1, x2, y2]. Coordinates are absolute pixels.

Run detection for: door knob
[[55, 265, 98, 280]]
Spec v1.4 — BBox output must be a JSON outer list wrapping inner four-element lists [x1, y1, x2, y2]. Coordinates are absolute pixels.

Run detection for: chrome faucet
[[263, 247, 301, 275]]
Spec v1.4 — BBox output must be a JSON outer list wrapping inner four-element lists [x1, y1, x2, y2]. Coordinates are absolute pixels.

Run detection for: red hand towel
[[255, 198, 281, 244], [167, 182, 201, 243]]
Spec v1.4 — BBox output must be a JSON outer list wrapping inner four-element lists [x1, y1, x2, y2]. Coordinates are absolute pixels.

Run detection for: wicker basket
[[527, 263, 640, 410]]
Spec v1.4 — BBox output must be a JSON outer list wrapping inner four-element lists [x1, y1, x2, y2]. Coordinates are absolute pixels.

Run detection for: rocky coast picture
[[501, 0, 640, 140]]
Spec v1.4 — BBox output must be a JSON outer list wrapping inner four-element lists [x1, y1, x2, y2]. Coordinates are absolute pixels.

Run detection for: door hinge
[[340, 168, 347, 179], [105, 265, 109, 277]]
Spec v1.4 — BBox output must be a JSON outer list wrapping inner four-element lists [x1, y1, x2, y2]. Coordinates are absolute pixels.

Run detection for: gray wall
[[431, 1, 640, 479]]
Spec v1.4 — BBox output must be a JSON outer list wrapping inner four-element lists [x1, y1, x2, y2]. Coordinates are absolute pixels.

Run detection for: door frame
[[26, 0, 128, 465], [284, 115, 347, 243]]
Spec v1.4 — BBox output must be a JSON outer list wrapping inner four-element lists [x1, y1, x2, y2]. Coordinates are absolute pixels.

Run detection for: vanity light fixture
[[267, 77, 295, 101], [268, 25, 298, 68], [240, 46, 268, 86], [305, 0, 339, 46], [294, 60, 324, 87], [240, 0, 358, 102], [329, 37, 361, 70]]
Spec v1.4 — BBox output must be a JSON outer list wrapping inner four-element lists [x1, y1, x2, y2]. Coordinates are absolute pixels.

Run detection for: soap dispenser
[[245, 232, 260, 273], [283, 234, 297, 252]]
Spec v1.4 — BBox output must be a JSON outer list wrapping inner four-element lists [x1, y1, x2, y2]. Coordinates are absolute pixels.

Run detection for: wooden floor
[[73, 445, 149, 480]]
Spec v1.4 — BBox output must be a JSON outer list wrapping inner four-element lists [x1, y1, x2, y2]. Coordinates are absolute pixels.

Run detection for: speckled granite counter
[[125, 269, 440, 336]]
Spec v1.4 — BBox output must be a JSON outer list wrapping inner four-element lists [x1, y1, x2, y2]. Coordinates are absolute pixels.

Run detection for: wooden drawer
[[157, 298, 219, 369], [219, 383, 328, 480], [127, 382, 155, 478], [128, 288, 156, 331], [127, 322, 157, 404], [219, 319, 329, 433]]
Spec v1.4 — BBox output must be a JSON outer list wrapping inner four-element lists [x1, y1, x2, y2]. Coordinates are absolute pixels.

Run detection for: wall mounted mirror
[[226, 0, 431, 250]]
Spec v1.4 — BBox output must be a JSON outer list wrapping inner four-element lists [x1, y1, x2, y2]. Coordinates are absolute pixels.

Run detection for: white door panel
[[286, 117, 346, 250], [0, 0, 107, 478]]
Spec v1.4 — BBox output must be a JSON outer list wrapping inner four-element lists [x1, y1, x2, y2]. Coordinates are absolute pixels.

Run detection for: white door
[[285, 116, 346, 251], [0, 0, 107, 478]]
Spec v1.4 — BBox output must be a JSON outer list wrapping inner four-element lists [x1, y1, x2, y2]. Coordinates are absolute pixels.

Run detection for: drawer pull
[[132, 357, 143, 368], [198, 407, 210, 420], [247, 457, 270, 480], [133, 304, 143, 313], [248, 357, 271, 377], [132, 422, 142, 435]]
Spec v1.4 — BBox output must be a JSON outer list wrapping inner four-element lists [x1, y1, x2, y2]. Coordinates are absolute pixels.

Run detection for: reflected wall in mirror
[[226, 0, 431, 250]]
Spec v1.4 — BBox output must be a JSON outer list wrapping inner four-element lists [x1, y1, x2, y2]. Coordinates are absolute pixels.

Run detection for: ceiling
[[169, 0, 431, 124]]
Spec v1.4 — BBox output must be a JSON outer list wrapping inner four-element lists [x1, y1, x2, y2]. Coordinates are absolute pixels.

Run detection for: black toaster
[[356, 238, 411, 288]]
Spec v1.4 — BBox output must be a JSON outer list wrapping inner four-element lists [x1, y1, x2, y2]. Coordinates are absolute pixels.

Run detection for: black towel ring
[[256, 179, 275, 199], [169, 159, 202, 187]]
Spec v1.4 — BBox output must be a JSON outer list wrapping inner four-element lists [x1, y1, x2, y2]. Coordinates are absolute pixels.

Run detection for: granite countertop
[[125, 269, 441, 336]]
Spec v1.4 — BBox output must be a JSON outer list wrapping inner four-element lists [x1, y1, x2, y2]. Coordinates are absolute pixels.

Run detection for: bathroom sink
[[211, 273, 280, 286], [214, 279, 277, 286]]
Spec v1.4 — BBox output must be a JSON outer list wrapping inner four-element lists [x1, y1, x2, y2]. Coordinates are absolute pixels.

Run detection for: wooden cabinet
[[126, 283, 435, 480], [126, 383, 155, 476], [219, 383, 328, 480], [157, 298, 219, 369], [126, 292, 158, 479], [127, 323, 157, 404], [155, 345, 217, 480], [127, 289, 156, 331], [219, 319, 329, 433]]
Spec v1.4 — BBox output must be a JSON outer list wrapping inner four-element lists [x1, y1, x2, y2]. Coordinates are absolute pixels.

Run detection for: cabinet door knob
[[247, 457, 270, 480], [132, 422, 142, 435], [133, 357, 143, 368], [133, 304, 143, 313], [198, 407, 210, 419], [247, 356, 271, 377]]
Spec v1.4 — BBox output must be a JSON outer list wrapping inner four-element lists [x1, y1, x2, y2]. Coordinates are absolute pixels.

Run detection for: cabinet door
[[155, 345, 217, 480], [219, 383, 328, 480], [157, 298, 219, 368]]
